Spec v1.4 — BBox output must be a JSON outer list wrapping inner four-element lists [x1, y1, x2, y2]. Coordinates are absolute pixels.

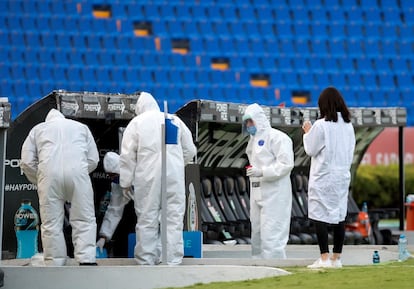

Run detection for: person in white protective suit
[[242, 103, 294, 259], [303, 87, 355, 269], [20, 108, 99, 266], [120, 92, 196, 265], [96, 152, 134, 254]]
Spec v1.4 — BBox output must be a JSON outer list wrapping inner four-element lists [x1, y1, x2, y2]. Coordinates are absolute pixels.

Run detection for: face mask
[[246, 126, 257, 135]]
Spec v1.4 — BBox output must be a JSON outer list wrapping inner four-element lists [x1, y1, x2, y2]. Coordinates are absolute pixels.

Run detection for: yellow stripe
[[172, 47, 188, 54], [292, 96, 309, 104], [211, 63, 229, 70], [134, 29, 150, 36], [93, 10, 111, 18], [250, 79, 269, 87]]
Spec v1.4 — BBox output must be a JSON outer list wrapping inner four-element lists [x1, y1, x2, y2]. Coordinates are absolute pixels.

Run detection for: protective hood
[[135, 92, 160, 116], [45, 108, 65, 122], [242, 103, 271, 133], [103, 151, 120, 174]]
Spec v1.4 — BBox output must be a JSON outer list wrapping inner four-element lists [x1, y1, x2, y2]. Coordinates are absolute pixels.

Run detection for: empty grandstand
[[0, 0, 413, 125]]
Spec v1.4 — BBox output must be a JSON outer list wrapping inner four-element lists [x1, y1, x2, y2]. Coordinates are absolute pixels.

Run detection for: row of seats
[[4, 62, 412, 90], [3, 16, 413, 40], [199, 173, 370, 245]]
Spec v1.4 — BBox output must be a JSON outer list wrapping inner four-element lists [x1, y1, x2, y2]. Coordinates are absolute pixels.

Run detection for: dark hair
[[318, 87, 351, 123]]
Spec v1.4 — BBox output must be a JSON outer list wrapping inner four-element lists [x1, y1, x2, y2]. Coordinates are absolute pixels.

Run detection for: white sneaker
[[307, 258, 333, 269], [331, 259, 343, 268]]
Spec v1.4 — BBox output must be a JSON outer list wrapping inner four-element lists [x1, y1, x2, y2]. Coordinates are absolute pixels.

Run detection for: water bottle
[[14, 199, 39, 258], [372, 250, 380, 264], [362, 201, 368, 213], [398, 234, 410, 262]]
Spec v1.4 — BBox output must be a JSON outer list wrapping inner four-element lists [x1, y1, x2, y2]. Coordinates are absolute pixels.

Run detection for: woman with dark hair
[[302, 87, 355, 269]]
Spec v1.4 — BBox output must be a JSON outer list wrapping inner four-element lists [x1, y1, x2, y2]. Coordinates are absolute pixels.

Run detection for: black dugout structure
[[2, 90, 407, 257]]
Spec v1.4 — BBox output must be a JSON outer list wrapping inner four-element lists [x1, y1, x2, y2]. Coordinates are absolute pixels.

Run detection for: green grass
[[168, 258, 414, 289]]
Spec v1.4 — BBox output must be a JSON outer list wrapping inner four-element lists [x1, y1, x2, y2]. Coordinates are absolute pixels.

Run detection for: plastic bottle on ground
[[398, 234, 411, 262], [372, 250, 380, 264], [14, 199, 39, 258]]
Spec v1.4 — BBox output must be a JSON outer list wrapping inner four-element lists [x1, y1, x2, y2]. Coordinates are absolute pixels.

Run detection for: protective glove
[[246, 166, 263, 177], [96, 237, 106, 253], [122, 187, 134, 200]]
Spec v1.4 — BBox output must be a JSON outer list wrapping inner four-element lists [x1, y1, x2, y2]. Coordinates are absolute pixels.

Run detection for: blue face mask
[[246, 126, 257, 135]]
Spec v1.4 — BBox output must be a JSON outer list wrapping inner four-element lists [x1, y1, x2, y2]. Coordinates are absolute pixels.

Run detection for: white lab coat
[[21, 109, 99, 265], [120, 92, 196, 265], [303, 113, 355, 224], [99, 152, 132, 240], [244, 103, 294, 259]]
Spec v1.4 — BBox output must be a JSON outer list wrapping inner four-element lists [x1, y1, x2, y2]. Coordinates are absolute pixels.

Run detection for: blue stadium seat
[[346, 73, 362, 89], [310, 23, 328, 39], [52, 49, 68, 65], [364, 24, 380, 40], [396, 73, 412, 88], [398, 41, 412, 56], [328, 40, 346, 57], [24, 65, 39, 80], [182, 21, 199, 37], [38, 48, 53, 63], [338, 58, 354, 73], [9, 31, 25, 47], [328, 8, 346, 23], [68, 50, 84, 66], [361, 73, 377, 90], [383, 8, 402, 24], [364, 8, 382, 24], [55, 33, 71, 48], [175, 4, 192, 20], [83, 50, 99, 66], [347, 39, 363, 57], [245, 21, 261, 38], [259, 22, 275, 39], [292, 57, 308, 73], [308, 57, 323, 73], [141, 4, 159, 19], [66, 67, 82, 82], [71, 34, 86, 49], [346, 23, 363, 39], [385, 90, 401, 106], [190, 5, 207, 19], [364, 40, 380, 57], [238, 5, 256, 20], [205, 6, 222, 21], [291, 7, 308, 22], [10, 64, 24, 80], [257, 7, 274, 21], [214, 21, 232, 37], [378, 73, 395, 89], [197, 20, 215, 38], [9, 48, 24, 63], [279, 39, 297, 56], [293, 23, 310, 37], [152, 20, 168, 36], [250, 38, 266, 54], [346, 8, 364, 24], [81, 67, 96, 82], [310, 39, 328, 55], [35, 17, 49, 31], [276, 22, 293, 38], [391, 57, 409, 72], [310, 7, 328, 22], [356, 57, 373, 72], [374, 58, 391, 72], [381, 24, 398, 40], [329, 72, 346, 88], [399, 25, 414, 40], [52, 66, 67, 81], [275, 6, 292, 22]]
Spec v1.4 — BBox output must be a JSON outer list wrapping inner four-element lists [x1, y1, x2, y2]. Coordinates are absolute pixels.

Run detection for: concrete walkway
[[1, 231, 413, 289]]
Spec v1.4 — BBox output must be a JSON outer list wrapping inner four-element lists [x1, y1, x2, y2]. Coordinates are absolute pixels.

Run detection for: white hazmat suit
[[21, 109, 99, 265], [98, 152, 132, 243], [303, 113, 355, 224], [120, 92, 196, 265], [243, 103, 294, 259]]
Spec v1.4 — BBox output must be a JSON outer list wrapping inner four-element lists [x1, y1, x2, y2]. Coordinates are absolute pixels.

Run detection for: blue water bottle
[[372, 250, 380, 264], [14, 199, 39, 258]]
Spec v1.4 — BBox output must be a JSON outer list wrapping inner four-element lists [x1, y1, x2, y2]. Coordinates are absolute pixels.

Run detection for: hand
[[246, 166, 263, 177], [302, 120, 312, 133], [96, 237, 106, 253], [122, 187, 134, 199]]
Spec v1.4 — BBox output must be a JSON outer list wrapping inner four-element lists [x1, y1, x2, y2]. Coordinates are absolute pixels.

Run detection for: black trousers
[[312, 219, 346, 254]]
